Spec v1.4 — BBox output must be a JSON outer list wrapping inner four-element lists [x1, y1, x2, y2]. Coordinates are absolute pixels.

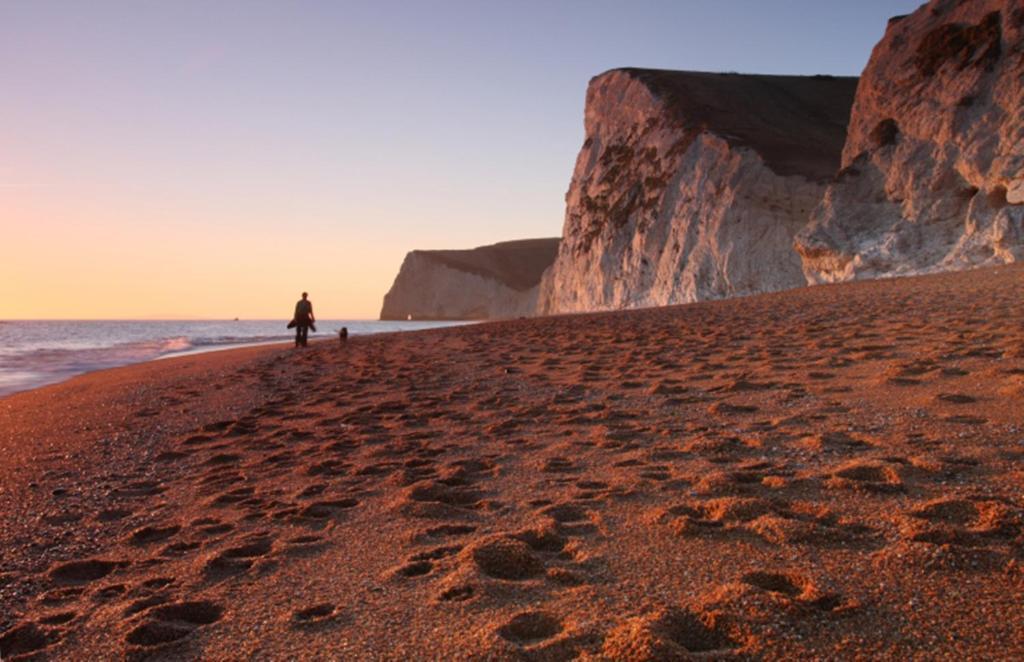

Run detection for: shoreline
[[1, 265, 1023, 659], [0, 339, 304, 402], [0, 319, 476, 401]]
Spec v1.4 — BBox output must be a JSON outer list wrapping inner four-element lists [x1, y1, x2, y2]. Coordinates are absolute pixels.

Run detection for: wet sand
[[1, 265, 1023, 660]]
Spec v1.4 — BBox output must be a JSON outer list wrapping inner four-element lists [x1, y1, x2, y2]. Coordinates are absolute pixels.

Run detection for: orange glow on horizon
[[0, 191, 409, 320]]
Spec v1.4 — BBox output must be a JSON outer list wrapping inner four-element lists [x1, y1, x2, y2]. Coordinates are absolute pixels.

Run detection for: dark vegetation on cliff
[[410, 238, 561, 291], [568, 68, 859, 257], [615, 69, 859, 182]]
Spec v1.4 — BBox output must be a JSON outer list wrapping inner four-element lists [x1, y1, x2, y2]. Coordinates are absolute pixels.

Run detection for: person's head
[[301, 292, 308, 299]]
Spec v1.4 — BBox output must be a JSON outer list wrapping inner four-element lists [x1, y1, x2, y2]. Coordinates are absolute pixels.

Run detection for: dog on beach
[[338, 327, 348, 344]]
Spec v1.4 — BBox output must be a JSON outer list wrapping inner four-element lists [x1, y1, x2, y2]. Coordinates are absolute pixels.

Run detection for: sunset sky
[[1, 0, 920, 319]]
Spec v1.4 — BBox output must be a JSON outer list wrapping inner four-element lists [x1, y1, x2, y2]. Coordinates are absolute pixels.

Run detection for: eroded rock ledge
[[537, 69, 858, 314], [382, 1, 1022, 319], [795, 0, 1024, 281], [380, 238, 559, 320]]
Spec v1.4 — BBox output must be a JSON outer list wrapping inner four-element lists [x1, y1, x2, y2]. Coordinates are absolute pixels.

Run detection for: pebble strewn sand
[[1, 265, 1023, 660]]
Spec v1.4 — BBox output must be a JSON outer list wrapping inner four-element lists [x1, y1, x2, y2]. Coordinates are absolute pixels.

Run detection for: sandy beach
[[2, 265, 1023, 660]]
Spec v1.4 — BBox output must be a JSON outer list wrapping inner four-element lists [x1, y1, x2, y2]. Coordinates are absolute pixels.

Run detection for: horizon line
[[0, 317, 381, 322]]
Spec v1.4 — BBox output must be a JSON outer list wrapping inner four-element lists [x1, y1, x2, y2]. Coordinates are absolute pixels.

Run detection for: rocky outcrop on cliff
[[380, 238, 559, 320], [537, 69, 858, 314], [796, 0, 1024, 282]]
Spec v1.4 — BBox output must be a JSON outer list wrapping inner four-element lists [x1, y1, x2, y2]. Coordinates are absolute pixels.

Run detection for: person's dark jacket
[[288, 299, 315, 330]]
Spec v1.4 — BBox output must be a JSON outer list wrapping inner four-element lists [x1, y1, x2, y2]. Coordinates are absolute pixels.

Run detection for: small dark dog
[[338, 327, 348, 344]]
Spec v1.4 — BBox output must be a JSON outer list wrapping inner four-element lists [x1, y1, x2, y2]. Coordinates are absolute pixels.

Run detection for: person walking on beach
[[291, 292, 315, 347]]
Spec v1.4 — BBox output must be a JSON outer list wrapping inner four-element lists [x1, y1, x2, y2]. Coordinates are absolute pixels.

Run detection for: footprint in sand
[[207, 486, 256, 507], [793, 431, 874, 453], [410, 523, 477, 544], [305, 459, 349, 477], [282, 534, 329, 557], [539, 456, 580, 474], [192, 518, 234, 537], [37, 586, 86, 607], [739, 570, 842, 611], [464, 535, 545, 581], [123, 594, 172, 617], [708, 402, 759, 416], [658, 497, 878, 549], [203, 535, 275, 579], [692, 468, 772, 496], [291, 603, 340, 627], [943, 414, 987, 425], [537, 503, 599, 537], [0, 622, 57, 658], [110, 480, 165, 499], [398, 480, 483, 519], [391, 545, 465, 581], [124, 600, 224, 648], [136, 576, 175, 592], [437, 584, 476, 602], [203, 453, 242, 466], [899, 496, 1021, 544], [572, 479, 620, 502], [496, 610, 563, 644], [128, 524, 182, 546], [936, 392, 977, 404], [180, 433, 217, 447], [600, 606, 738, 659], [38, 611, 77, 626], [824, 461, 905, 494], [293, 497, 360, 525], [49, 559, 124, 585], [96, 507, 133, 522], [392, 560, 434, 578], [154, 450, 189, 463], [410, 544, 464, 562]]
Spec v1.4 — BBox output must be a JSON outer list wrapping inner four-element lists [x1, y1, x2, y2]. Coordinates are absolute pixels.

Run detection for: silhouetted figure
[[288, 292, 315, 347], [339, 327, 348, 344]]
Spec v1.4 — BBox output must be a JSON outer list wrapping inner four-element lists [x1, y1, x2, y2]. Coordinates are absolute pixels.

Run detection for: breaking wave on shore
[[0, 319, 470, 397]]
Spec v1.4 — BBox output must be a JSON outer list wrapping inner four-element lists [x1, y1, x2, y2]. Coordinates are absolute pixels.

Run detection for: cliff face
[[537, 69, 858, 314], [383, 2, 1022, 319], [380, 238, 559, 320], [796, 0, 1024, 282]]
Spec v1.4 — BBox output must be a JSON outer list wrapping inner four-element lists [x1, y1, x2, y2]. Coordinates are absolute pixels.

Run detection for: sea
[[0, 319, 471, 398]]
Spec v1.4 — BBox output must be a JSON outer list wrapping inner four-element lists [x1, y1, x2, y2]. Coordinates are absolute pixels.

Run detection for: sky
[[0, 0, 923, 319]]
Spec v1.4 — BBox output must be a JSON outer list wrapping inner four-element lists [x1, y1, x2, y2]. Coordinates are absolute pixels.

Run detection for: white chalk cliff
[[383, 1, 1022, 319], [796, 0, 1024, 281], [537, 69, 858, 314], [380, 239, 559, 320]]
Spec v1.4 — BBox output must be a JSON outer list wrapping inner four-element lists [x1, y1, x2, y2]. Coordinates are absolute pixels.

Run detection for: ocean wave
[[188, 334, 292, 347], [0, 320, 472, 398], [0, 334, 286, 377], [162, 336, 192, 352]]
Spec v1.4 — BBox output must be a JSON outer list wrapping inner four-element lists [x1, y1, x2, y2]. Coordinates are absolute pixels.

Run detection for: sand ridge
[[1, 265, 1023, 659]]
